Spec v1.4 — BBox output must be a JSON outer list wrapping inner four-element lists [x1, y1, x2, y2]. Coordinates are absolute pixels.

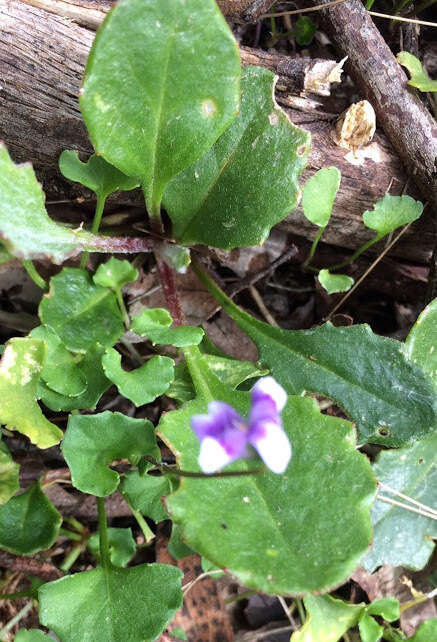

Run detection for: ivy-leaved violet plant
[[0, 0, 435, 640]]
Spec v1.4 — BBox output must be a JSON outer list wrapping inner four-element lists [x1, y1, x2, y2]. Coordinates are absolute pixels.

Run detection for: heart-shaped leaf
[[120, 471, 171, 523], [62, 411, 160, 496], [39, 268, 124, 353], [102, 349, 174, 407], [131, 309, 204, 347], [163, 66, 310, 249], [88, 527, 136, 567], [318, 269, 354, 294], [397, 52, 437, 92], [0, 440, 19, 505], [301, 167, 341, 228], [194, 269, 437, 446], [93, 257, 138, 292], [159, 348, 375, 594], [30, 326, 87, 397], [365, 598, 399, 622], [59, 151, 140, 199], [362, 194, 423, 239], [38, 563, 183, 642], [0, 482, 61, 555], [38, 345, 110, 412], [80, 0, 240, 215], [405, 297, 437, 390], [0, 338, 62, 448], [291, 595, 363, 642]]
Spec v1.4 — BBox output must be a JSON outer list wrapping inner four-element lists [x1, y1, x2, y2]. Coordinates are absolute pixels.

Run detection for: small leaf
[[120, 470, 171, 523], [62, 411, 160, 496], [0, 338, 62, 448], [93, 257, 138, 291], [163, 66, 310, 249], [170, 628, 188, 641], [364, 432, 437, 572], [358, 614, 383, 642], [160, 349, 376, 594], [39, 268, 124, 353], [405, 297, 437, 390], [30, 326, 87, 397], [102, 349, 174, 407], [80, 0, 240, 213], [59, 150, 140, 199], [362, 194, 423, 238], [294, 16, 317, 46], [88, 527, 136, 567], [0, 482, 61, 555], [366, 598, 399, 622], [38, 563, 183, 642], [15, 632, 51, 642], [161, 244, 191, 274], [397, 51, 437, 92], [318, 269, 354, 294], [38, 345, 110, 412], [408, 620, 437, 641], [301, 167, 341, 227], [132, 309, 204, 347], [0, 440, 19, 505], [291, 595, 363, 642]]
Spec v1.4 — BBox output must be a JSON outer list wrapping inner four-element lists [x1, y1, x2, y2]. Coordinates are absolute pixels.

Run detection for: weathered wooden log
[[0, 0, 433, 262]]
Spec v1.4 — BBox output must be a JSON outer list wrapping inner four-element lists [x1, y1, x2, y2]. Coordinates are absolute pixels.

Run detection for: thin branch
[[379, 482, 437, 519], [377, 495, 437, 521], [261, 0, 349, 18]]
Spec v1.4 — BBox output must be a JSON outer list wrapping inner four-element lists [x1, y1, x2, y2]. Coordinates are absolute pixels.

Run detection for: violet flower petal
[[251, 376, 287, 412], [249, 420, 292, 474]]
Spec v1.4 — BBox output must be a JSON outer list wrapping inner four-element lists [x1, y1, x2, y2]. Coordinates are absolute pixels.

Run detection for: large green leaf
[[0, 482, 61, 555], [301, 167, 341, 228], [160, 347, 375, 594], [102, 349, 174, 407], [15, 632, 51, 642], [62, 411, 160, 496], [38, 563, 183, 642], [39, 268, 124, 353], [163, 66, 310, 249], [291, 595, 363, 642], [120, 470, 171, 523], [364, 432, 437, 572], [88, 527, 136, 567], [405, 297, 437, 390], [0, 338, 62, 448], [0, 440, 19, 505], [193, 269, 436, 446], [38, 345, 110, 412], [80, 0, 240, 214]]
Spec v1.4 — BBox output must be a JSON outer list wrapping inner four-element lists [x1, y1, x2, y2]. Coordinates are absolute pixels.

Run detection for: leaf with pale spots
[[0, 338, 62, 448], [159, 347, 376, 594], [163, 66, 310, 249]]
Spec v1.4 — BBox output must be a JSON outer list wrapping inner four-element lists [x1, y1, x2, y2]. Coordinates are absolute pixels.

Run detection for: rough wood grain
[[0, 0, 433, 262]]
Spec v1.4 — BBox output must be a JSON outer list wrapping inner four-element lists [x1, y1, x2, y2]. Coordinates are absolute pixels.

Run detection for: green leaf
[[167, 355, 268, 404], [294, 16, 317, 46], [131, 309, 204, 347], [160, 348, 376, 594], [409, 620, 437, 641], [38, 563, 183, 642], [163, 66, 310, 249], [30, 326, 87, 397], [194, 273, 437, 446], [301, 167, 341, 227], [93, 257, 138, 291], [362, 194, 423, 238], [0, 482, 61, 555], [405, 297, 437, 390], [358, 614, 383, 642], [38, 345, 110, 412], [365, 597, 399, 622], [120, 470, 171, 523], [88, 527, 136, 567], [170, 627, 188, 641], [62, 411, 160, 496], [15, 632, 51, 642], [397, 52, 437, 92], [39, 268, 124, 353], [291, 595, 362, 642], [0, 440, 19, 505], [0, 144, 134, 264], [59, 151, 140, 199], [318, 269, 354, 294], [80, 0, 240, 214], [364, 432, 437, 572], [0, 338, 62, 448], [102, 349, 174, 407], [168, 523, 194, 560]]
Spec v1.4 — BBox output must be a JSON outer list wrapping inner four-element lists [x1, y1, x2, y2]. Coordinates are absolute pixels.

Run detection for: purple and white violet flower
[[190, 377, 291, 475]]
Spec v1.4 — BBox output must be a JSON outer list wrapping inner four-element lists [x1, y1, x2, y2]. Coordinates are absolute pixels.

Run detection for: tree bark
[[0, 0, 433, 262]]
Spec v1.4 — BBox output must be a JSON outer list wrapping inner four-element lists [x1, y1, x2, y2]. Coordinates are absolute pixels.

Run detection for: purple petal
[[191, 401, 243, 440], [251, 377, 287, 412], [249, 421, 292, 474]]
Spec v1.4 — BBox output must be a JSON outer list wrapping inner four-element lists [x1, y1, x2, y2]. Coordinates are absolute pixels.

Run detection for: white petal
[[254, 376, 287, 411], [198, 437, 233, 474], [253, 422, 292, 474]]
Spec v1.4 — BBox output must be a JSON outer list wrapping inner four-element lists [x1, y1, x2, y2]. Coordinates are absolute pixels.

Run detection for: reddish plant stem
[[155, 248, 186, 327]]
